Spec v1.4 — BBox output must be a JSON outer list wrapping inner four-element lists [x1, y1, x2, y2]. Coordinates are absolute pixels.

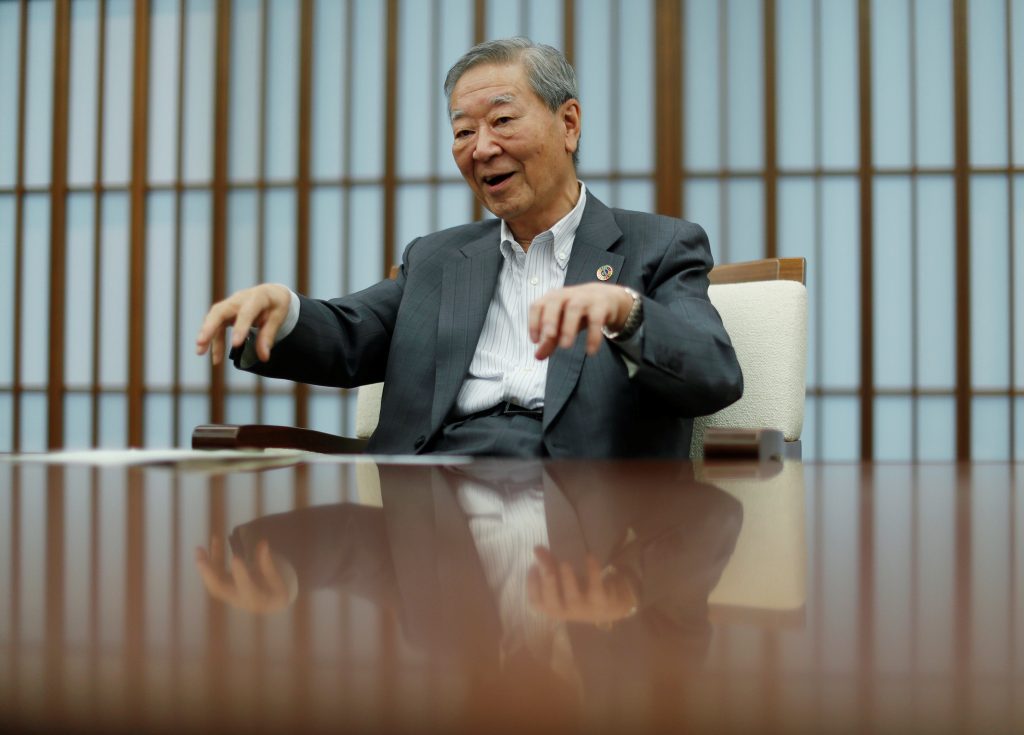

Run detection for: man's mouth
[[482, 172, 514, 188]]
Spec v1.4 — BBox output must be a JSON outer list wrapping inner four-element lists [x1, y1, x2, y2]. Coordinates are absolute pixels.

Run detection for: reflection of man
[[195, 461, 742, 716], [195, 37, 742, 458]]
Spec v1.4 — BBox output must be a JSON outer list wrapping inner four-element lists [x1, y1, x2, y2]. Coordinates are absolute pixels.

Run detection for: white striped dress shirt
[[454, 183, 588, 416]]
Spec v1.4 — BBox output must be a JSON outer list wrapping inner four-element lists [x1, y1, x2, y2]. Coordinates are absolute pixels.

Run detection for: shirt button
[[529, 276, 539, 286]]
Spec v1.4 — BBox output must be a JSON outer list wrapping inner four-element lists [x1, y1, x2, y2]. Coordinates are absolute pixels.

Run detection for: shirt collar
[[499, 182, 588, 270]]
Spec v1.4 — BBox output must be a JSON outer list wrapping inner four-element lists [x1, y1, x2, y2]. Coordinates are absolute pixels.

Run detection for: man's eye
[[495, 116, 512, 125], [454, 129, 473, 140]]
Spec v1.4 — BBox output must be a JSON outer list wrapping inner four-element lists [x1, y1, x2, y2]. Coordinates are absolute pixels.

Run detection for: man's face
[[449, 62, 581, 239]]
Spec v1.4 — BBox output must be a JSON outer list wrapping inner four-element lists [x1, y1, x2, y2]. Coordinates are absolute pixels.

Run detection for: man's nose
[[472, 127, 501, 161]]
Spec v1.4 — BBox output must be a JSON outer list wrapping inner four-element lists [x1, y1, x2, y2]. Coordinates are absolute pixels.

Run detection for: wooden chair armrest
[[702, 427, 785, 462], [192, 424, 369, 454]]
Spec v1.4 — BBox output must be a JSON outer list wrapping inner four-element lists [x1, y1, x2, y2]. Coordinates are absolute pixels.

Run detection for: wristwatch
[[602, 286, 643, 341]]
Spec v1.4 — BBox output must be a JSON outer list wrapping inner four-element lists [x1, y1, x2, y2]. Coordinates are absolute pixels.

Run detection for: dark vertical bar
[[209, 0, 232, 425], [812, 0, 824, 457], [857, 0, 874, 461], [295, 0, 314, 427], [563, 0, 575, 67], [12, 0, 28, 452], [609, 0, 620, 199], [857, 467, 875, 729], [90, 0, 108, 447], [88, 471, 100, 707], [953, 0, 971, 460], [383, 0, 398, 277], [654, 0, 682, 218], [254, 0, 269, 425], [763, 0, 778, 259], [172, 0, 187, 446], [127, 0, 151, 446], [341, 0, 354, 435], [44, 467, 66, 718], [205, 477, 228, 725], [8, 470, 22, 706], [909, 0, 920, 459], [124, 467, 146, 719], [428, 0, 440, 234], [48, 0, 71, 450], [717, 0, 728, 261], [1006, 0, 1016, 460], [953, 467, 972, 730], [472, 0, 485, 222]]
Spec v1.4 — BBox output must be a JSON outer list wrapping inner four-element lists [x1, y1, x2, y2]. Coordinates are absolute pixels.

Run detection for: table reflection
[[195, 461, 742, 730]]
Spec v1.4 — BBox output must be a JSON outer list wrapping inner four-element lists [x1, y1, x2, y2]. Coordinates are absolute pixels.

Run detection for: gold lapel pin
[[596, 264, 614, 281]]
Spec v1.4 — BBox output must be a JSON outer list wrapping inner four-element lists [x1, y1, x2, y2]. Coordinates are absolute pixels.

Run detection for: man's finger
[[230, 554, 264, 604], [230, 297, 266, 350], [195, 549, 237, 603], [255, 307, 286, 363], [257, 540, 288, 598], [560, 561, 583, 606], [558, 301, 585, 349]]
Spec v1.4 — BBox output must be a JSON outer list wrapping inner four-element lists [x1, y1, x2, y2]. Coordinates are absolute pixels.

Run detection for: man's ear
[[562, 99, 581, 155]]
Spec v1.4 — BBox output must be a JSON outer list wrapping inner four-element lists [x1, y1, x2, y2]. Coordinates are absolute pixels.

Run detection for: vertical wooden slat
[[563, 0, 575, 67], [1006, 0, 1016, 459], [47, 0, 71, 450], [857, 0, 874, 461], [12, 0, 28, 452], [953, 0, 971, 460], [953, 468, 973, 730], [717, 0, 728, 261], [609, 0, 620, 200], [209, 0, 232, 425], [295, 0, 314, 427], [127, 0, 151, 446], [909, 0, 920, 458], [812, 0, 824, 457], [44, 467, 66, 717], [172, 0, 187, 445], [763, 0, 778, 259], [654, 0, 682, 218], [254, 0, 269, 425], [472, 0, 485, 222], [857, 468, 875, 728], [90, 0, 108, 446], [125, 468, 146, 719], [383, 0, 398, 277]]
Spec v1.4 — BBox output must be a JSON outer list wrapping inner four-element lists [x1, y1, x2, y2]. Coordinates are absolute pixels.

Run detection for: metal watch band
[[602, 286, 643, 341]]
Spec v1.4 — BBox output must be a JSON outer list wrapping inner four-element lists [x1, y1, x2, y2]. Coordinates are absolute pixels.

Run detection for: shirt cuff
[[609, 323, 644, 378], [238, 287, 300, 369]]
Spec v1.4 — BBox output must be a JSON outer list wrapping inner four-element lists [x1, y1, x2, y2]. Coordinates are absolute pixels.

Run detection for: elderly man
[[195, 37, 742, 457]]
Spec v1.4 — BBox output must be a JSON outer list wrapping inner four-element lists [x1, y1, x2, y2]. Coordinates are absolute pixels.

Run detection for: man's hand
[[195, 283, 292, 365], [528, 283, 635, 360], [195, 536, 293, 614], [527, 546, 638, 626]]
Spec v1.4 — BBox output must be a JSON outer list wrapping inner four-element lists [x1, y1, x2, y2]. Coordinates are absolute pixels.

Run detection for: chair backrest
[[690, 257, 807, 457], [356, 257, 809, 452]]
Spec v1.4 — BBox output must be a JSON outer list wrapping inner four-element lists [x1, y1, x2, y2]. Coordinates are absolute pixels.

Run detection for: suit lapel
[[543, 196, 624, 430], [432, 228, 503, 430]]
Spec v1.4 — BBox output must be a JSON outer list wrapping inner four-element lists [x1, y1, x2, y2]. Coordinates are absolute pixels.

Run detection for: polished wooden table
[[1, 456, 1022, 733]]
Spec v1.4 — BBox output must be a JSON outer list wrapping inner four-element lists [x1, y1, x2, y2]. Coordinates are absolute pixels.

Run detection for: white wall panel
[[68, 0, 99, 186], [23, 0, 54, 188]]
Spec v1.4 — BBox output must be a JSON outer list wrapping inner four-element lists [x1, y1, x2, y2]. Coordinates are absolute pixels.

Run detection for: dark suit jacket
[[235, 194, 742, 457]]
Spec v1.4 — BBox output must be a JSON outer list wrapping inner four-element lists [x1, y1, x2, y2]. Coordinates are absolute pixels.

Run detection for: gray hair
[[444, 37, 580, 166]]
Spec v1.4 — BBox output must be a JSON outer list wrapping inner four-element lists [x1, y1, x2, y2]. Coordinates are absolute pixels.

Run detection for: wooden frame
[[709, 257, 806, 286]]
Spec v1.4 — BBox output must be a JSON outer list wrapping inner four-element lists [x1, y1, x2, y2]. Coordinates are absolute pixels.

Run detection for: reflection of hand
[[195, 536, 294, 614], [528, 283, 636, 359], [527, 546, 638, 627]]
